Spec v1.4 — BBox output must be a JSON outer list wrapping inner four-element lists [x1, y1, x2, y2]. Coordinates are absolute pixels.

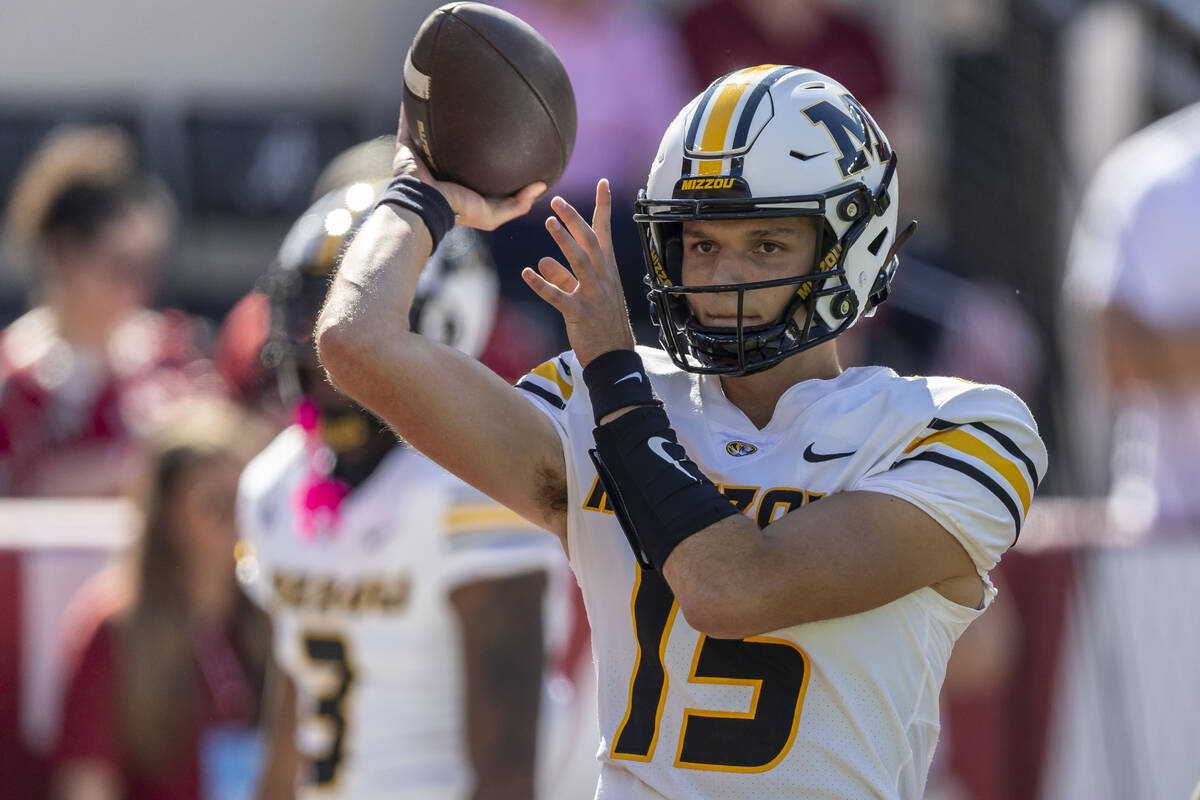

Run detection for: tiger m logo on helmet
[[802, 94, 891, 178]]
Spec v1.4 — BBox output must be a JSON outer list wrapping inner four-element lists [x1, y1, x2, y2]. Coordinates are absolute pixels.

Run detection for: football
[[401, 2, 577, 198]]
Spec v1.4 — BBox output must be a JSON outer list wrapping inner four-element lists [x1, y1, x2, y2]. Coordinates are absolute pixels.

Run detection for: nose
[[707, 248, 750, 287]]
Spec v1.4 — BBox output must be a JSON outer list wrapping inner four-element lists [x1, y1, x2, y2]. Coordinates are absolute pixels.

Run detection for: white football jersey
[[517, 346, 1047, 800], [237, 427, 596, 800]]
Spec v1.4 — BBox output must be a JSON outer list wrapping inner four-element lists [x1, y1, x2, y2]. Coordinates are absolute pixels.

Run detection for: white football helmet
[[635, 65, 911, 375]]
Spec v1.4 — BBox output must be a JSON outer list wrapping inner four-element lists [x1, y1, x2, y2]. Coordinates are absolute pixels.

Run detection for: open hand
[[521, 179, 637, 367], [393, 110, 544, 231]]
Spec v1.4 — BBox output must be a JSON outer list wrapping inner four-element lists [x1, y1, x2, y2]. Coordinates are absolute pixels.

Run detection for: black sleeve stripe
[[929, 417, 1040, 488], [969, 421, 1040, 488], [895, 450, 1023, 545], [557, 356, 572, 377], [516, 380, 566, 410]]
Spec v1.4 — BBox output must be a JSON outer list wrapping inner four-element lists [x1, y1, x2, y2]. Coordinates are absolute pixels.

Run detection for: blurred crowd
[[0, 0, 1197, 798]]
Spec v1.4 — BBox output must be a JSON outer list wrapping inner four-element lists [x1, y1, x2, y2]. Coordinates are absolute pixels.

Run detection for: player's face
[[679, 216, 818, 328]]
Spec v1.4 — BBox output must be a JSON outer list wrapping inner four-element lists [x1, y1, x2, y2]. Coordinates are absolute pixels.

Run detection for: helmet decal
[[683, 65, 793, 179], [802, 94, 890, 178]]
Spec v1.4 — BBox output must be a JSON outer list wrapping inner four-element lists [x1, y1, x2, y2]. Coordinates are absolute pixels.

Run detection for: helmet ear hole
[[867, 228, 889, 257]]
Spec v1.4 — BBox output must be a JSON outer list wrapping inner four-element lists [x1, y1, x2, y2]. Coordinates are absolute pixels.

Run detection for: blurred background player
[[1063, 99, 1200, 539], [0, 125, 222, 497], [236, 151, 598, 799], [50, 397, 273, 800]]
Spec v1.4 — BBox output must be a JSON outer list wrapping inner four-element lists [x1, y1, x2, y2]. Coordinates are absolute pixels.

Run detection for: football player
[[237, 177, 597, 799], [316, 67, 1048, 799]]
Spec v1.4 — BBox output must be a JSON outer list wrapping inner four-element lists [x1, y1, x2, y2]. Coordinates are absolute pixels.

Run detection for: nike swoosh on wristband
[[802, 443, 857, 462], [614, 371, 644, 385], [648, 436, 697, 481]]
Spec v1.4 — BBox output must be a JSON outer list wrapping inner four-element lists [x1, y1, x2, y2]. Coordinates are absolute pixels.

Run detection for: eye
[[755, 241, 784, 255], [692, 240, 717, 255]]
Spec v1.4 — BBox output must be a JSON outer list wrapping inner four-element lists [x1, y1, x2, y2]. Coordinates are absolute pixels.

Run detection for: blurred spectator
[[50, 397, 273, 800], [676, 0, 893, 115], [0, 125, 222, 497], [492, 0, 694, 346], [1063, 100, 1200, 538]]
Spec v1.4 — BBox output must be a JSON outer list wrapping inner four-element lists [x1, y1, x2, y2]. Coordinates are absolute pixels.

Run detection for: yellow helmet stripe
[[903, 428, 1033, 513], [696, 65, 780, 176]]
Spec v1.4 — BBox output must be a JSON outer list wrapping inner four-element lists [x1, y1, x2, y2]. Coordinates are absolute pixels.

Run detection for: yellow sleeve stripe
[[444, 504, 539, 534], [529, 359, 573, 403], [903, 428, 1033, 514]]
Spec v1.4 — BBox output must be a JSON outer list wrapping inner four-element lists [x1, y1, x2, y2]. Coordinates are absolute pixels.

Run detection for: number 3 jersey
[[517, 346, 1048, 800], [235, 426, 582, 800]]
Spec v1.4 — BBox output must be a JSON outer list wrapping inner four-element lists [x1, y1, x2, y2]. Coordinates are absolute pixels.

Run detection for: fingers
[[591, 179, 616, 261], [550, 195, 606, 280], [544, 215, 593, 280], [521, 265, 574, 310], [488, 182, 546, 226], [396, 107, 410, 145], [520, 180, 548, 204], [447, 180, 546, 231], [535, 257, 580, 293]]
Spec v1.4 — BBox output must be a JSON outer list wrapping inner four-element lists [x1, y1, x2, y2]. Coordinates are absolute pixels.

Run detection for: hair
[[115, 398, 272, 770], [3, 125, 175, 283]]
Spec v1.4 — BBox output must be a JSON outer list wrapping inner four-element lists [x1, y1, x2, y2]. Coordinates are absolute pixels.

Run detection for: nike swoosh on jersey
[[802, 443, 857, 462], [614, 371, 644, 385], [648, 436, 697, 481]]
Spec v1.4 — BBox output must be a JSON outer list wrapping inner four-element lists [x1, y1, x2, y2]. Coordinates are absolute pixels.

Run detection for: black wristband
[[589, 405, 739, 570], [581, 349, 662, 426], [374, 175, 455, 250]]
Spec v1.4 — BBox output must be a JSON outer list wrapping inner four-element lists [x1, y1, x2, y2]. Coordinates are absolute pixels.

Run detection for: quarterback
[[317, 66, 1048, 799], [237, 177, 595, 799]]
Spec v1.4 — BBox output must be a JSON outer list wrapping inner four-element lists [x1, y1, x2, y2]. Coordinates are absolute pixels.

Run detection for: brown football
[[401, 2, 577, 198]]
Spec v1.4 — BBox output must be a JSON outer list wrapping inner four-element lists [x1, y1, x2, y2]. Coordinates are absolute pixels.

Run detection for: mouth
[[699, 315, 760, 328]]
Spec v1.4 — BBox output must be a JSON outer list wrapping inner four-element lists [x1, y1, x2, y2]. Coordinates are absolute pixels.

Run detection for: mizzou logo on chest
[[725, 440, 758, 457]]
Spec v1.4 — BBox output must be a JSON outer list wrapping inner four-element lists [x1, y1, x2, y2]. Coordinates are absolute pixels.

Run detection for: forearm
[[255, 662, 299, 800], [316, 205, 432, 392], [452, 573, 546, 800], [587, 354, 976, 637]]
